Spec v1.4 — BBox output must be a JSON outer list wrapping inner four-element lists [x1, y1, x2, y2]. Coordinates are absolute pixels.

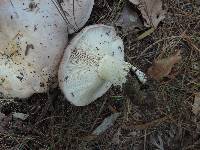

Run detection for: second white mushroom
[[58, 24, 147, 106]]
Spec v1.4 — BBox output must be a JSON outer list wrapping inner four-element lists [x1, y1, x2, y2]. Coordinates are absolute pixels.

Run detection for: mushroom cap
[[0, 0, 68, 98], [58, 24, 130, 106], [61, 0, 94, 34]]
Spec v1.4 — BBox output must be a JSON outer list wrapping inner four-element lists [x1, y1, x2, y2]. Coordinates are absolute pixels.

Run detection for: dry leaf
[[115, 4, 144, 32], [148, 50, 182, 80], [129, 0, 166, 28], [92, 113, 120, 136], [192, 93, 200, 115]]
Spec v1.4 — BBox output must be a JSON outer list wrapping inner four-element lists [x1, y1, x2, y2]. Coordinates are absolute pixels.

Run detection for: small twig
[[135, 35, 183, 60], [182, 33, 200, 53], [122, 116, 171, 130]]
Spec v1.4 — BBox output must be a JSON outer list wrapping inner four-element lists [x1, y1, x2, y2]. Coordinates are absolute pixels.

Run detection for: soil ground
[[0, 0, 200, 149]]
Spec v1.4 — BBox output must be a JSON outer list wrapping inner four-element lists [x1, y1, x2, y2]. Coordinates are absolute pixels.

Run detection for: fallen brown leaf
[[192, 93, 200, 115], [129, 0, 166, 28], [147, 50, 182, 80], [115, 4, 144, 32]]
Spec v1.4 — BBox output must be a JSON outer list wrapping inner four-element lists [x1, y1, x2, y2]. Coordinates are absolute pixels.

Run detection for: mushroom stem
[[98, 55, 147, 86], [130, 66, 147, 84], [98, 55, 131, 87]]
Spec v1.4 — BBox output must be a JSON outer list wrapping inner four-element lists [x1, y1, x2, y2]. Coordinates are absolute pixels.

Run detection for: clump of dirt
[[0, 0, 200, 149]]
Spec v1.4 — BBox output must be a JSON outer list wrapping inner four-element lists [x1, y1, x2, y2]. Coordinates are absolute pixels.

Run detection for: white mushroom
[[0, 0, 94, 98], [0, 0, 70, 98], [58, 24, 147, 106], [0, 0, 94, 100]]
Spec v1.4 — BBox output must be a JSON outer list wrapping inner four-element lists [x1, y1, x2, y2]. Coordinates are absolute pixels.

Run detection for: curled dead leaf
[[192, 93, 200, 115], [147, 50, 182, 80], [129, 0, 166, 28]]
